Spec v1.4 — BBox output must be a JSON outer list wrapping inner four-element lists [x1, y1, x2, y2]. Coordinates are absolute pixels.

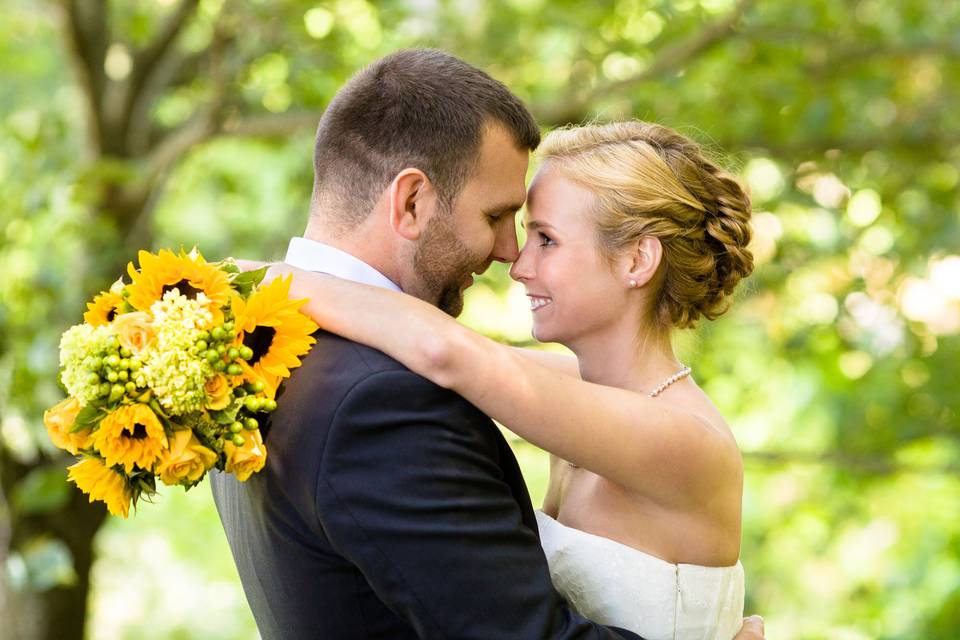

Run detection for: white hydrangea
[[59, 323, 115, 405], [139, 292, 215, 415]]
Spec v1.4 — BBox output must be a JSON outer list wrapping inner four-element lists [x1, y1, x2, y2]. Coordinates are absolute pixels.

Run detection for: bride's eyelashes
[[538, 232, 555, 247]]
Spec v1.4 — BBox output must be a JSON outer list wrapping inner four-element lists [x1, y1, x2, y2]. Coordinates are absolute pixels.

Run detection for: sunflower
[[84, 290, 124, 326], [68, 457, 132, 518], [231, 276, 318, 396], [125, 249, 231, 325], [93, 403, 169, 474]]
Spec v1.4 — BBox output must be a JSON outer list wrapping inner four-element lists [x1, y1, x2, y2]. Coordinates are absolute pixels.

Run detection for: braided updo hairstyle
[[538, 121, 754, 330]]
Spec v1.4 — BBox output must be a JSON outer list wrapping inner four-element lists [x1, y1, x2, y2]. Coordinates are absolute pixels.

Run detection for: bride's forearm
[[283, 270, 469, 388]]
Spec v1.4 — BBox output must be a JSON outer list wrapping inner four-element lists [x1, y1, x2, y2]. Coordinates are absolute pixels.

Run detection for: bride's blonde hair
[[538, 121, 754, 330]]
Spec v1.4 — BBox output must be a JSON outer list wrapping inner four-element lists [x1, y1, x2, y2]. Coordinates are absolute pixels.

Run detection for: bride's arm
[[509, 348, 580, 379], [275, 265, 739, 505]]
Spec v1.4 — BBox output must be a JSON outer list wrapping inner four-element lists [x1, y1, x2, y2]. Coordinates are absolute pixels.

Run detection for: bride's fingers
[[235, 259, 269, 271], [263, 263, 299, 284], [737, 615, 764, 639]]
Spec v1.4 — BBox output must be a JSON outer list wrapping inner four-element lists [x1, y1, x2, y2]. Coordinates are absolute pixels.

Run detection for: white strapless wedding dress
[[536, 510, 744, 640]]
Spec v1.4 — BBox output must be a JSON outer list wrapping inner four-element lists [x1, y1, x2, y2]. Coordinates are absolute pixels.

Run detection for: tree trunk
[[1, 181, 152, 640]]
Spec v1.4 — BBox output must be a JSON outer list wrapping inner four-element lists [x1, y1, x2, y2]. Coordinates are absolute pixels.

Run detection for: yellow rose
[[204, 374, 233, 410], [156, 429, 217, 486], [43, 397, 92, 454], [224, 429, 267, 481], [112, 311, 156, 355], [68, 457, 132, 518]]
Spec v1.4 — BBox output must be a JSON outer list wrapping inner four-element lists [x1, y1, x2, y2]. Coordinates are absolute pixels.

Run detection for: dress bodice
[[536, 510, 744, 640]]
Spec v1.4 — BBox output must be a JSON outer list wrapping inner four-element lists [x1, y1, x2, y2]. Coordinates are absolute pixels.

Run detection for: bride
[[260, 121, 754, 640]]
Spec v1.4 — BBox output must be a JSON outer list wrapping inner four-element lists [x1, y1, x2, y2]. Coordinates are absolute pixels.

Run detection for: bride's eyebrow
[[523, 220, 555, 231]]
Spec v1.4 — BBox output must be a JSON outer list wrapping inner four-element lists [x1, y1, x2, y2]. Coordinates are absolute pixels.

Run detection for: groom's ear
[[388, 168, 437, 241]]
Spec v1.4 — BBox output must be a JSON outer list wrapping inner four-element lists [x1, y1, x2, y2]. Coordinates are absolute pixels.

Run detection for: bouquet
[[43, 249, 318, 517]]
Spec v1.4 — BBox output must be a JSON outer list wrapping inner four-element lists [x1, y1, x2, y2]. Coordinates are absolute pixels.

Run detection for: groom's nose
[[490, 224, 520, 264]]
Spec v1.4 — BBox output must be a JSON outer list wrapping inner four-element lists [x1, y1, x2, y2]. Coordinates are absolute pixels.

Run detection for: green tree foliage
[[1, 0, 957, 637]]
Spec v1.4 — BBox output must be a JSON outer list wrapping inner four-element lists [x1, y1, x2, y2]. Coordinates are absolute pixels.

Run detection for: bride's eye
[[538, 232, 555, 247]]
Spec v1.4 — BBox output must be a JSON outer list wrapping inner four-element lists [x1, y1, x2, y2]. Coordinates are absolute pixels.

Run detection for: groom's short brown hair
[[312, 48, 540, 228]]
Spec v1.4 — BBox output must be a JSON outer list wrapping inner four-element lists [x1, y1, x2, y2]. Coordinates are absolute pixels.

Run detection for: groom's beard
[[413, 213, 484, 317]]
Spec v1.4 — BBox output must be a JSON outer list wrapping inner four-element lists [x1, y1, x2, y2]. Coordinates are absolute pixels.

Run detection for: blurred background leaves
[[1, 0, 958, 638]]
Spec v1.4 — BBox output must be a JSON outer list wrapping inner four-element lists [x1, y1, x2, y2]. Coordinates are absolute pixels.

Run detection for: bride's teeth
[[529, 296, 552, 311]]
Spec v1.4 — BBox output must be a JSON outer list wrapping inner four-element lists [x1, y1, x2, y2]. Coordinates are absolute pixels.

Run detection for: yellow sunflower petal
[[233, 276, 318, 387], [84, 290, 124, 326], [125, 249, 232, 326], [93, 403, 169, 474], [68, 458, 132, 518]]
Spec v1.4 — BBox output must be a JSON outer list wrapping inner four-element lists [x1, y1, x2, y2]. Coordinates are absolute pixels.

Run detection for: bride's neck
[[573, 325, 681, 395]]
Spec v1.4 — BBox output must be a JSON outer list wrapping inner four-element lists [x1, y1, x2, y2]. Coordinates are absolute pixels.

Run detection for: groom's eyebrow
[[484, 201, 525, 217]]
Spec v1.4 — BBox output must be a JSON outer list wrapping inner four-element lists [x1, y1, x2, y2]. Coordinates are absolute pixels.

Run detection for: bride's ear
[[624, 236, 663, 289], [388, 168, 438, 241]]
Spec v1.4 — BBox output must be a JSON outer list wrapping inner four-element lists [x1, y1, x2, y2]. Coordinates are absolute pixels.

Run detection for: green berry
[[119, 347, 132, 358], [214, 360, 227, 372], [106, 370, 119, 383], [118, 370, 129, 382], [239, 346, 254, 361], [233, 386, 247, 397], [99, 382, 111, 396], [196, 340, 208, 352], [88, 356, 103, 371], [109, 384, 125, 401], [87, 372, 101, 386], [105, 354, 121, 368], [216, 344, 227, 355], [229, 422, 243, 434], [244, 417, 259, 431], [119, 358, 130, 370], [223, 322, 234, 333], [197, 330, 210, 342], [205, 349, 220, 363], [211, 326, 226, 341], [227, 364, 243, 376], [129, 358, 141, 371], [228, 348, 240, 361], [125, 381, 137, 394], [262, 399, 277, 412], [244, 396, 260, 412], [231, 434, 246, 447], [251, 381, 265, 393]]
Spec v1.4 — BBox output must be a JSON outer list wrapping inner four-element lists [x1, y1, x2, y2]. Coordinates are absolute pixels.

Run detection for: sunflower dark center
[[162, 279, 202, 300], [127, 423, 149, 439], [243, 326, 277, 364], [105, 308, 117, 322]]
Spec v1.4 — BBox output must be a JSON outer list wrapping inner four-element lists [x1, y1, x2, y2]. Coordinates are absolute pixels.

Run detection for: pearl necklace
[[647, 365, 692, 397], [566, 365, 691, 468]]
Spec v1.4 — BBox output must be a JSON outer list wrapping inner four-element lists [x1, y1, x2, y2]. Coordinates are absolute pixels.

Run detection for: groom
[[212, 49, 764, 639]]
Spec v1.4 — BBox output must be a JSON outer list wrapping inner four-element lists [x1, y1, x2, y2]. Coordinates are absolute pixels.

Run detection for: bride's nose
[[509, 243, 534, 282]]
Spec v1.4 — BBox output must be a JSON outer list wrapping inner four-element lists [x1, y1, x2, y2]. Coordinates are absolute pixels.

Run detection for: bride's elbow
[[418, 326, 471, 390]]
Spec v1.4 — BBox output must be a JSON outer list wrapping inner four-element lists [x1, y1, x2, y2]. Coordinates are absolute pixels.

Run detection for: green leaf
[[12, 464, 72, 515], [18, 538, 78, 590], [231, 266, 268, 297], [213, 398, 242, 424], [71, 403, 101, 431]]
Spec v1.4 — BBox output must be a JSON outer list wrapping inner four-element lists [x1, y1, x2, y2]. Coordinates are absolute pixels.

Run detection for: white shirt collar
[[283, 237, 401, 292]]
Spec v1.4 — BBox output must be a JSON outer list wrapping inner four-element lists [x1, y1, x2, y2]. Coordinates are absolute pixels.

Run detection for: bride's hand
[[233, 259, 306, 289], [733, 615, 765, 639]]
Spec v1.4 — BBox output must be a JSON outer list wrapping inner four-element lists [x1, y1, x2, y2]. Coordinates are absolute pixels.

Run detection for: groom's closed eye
[[484, 202, 524, 220]]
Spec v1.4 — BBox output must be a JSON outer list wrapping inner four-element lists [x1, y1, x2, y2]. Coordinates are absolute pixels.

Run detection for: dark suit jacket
[[211, 332, 643, 639]]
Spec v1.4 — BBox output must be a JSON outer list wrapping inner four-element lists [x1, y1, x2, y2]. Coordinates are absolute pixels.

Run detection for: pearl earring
[[629, 279, 638, 288]]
